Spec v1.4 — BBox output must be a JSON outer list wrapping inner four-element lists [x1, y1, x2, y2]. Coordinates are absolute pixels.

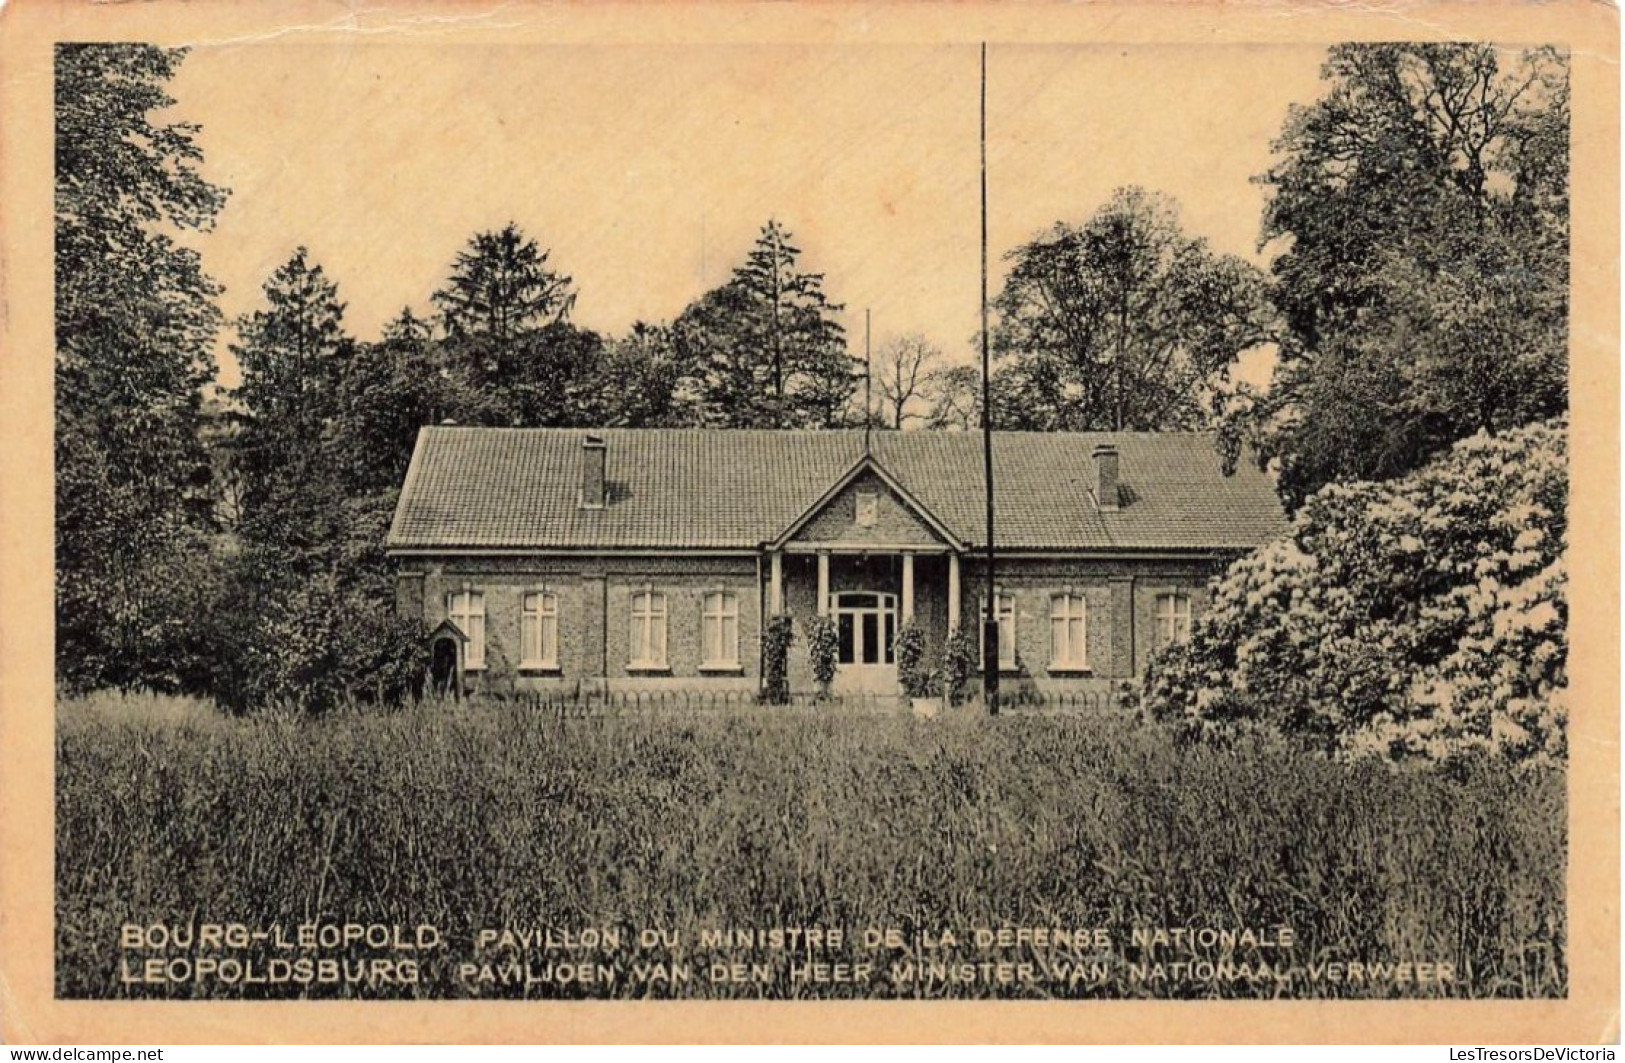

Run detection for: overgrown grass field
[[56, 692, 1566, 1000]]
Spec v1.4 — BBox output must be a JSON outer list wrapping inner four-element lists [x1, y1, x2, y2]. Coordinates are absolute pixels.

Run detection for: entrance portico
[[770, 545, 959, 625], [764, 453, 968, 695], [766, 546, 961, 694]]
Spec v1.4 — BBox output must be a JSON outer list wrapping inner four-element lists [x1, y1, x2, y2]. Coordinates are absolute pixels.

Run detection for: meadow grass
[[56, 692, 1566, 1000]]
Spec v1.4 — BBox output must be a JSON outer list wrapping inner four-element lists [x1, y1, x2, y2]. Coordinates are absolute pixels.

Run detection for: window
[[629, 590, 668, 669], [447, 589, 486, 670], [1050, 593, 1089, 670], [701, 591, 740, 669], [979, 592, 1017, 670], [521, 590, 559, 669], [1156, 593, 1193, 649]]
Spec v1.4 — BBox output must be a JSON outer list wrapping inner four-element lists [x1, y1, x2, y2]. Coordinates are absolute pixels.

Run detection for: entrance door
[[429, 636, 460, 698], [831, 591, 899, 694]]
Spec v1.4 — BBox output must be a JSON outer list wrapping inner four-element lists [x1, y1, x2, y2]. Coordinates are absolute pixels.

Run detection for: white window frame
[[1155, 592, 1193, 649], [979, 591, 1017, 671], [700, 590, 741, 669], [1050, 592, 1089, 671], [447, 589, 486, 671], [520, 589, 560, 670], [629, 589, 668, 670], [831, 591, 899, 665]]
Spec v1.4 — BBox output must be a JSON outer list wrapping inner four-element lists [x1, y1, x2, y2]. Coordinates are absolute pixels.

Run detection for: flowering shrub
[[941, 627, 978, 706], [805, 616, 840, 694], [1145, 419, 1567, 765], [760, 615, 794, 705], [893, 621, 936, 698]]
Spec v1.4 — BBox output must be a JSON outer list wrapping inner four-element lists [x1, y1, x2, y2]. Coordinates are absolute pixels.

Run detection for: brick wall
[[394, 550, 1236, 695], [403, 554, 761, 694], [1132, 575, 1216, 676], [604, 572, 761, 684], [959, 556, 1230, 688]]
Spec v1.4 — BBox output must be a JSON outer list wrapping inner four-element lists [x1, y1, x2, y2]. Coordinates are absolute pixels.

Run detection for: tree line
[[54, 42, 1570, 705]]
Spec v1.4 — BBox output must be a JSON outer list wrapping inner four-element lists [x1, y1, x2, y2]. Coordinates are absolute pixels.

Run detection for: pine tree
[[433, 222, 576, 383], [428, 223, 611, 427], [382, 305, 434, 345], [230, 248, 354, 542], [672, 220, 857, 428], [213, 261, 426, 711]]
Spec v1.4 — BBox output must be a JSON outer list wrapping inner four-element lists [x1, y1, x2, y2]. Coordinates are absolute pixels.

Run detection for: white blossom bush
[[1146, 419, 1567, 765]]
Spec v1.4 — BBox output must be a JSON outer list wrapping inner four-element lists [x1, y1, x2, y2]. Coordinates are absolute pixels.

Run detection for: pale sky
[[168, 42, 1330, 385]]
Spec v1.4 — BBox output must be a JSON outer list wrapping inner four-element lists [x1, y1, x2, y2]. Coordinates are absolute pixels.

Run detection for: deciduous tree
[[586, 323, 685, 427], [991, 187, 1273, 432], [922, 364, 982, 431], [335, 306, 447, 493], [868, 333, 944, 429], [54, 43, 230, 693], [1253, 43, 1569, 505]]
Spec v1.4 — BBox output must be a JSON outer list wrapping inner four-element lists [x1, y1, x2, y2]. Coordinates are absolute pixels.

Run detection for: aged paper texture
[[1, 0, 1618, 1044]]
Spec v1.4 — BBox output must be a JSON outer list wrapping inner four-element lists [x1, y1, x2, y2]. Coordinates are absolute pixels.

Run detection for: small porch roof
[[427, 618, 469, 644]]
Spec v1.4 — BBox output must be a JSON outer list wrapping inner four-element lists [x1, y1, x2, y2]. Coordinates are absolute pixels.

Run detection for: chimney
[[580, 435, 606, 509], [1093, 443, 1120, 511]]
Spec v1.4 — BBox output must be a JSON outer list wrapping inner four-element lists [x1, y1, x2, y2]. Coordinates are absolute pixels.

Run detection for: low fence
[[490, 687, 1134, 718]]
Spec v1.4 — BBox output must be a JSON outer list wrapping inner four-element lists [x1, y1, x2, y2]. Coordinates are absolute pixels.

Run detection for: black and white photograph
[[1, 0, 1617, 1045]]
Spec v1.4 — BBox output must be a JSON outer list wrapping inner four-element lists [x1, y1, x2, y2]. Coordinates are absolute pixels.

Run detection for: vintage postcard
[[0, 0, 1617, 1045]]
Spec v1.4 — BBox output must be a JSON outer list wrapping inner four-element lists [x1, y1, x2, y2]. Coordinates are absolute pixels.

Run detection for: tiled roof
[[386, 427, 1289, 552]]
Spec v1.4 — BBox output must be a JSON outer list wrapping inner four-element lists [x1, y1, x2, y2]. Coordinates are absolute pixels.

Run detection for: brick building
[[385, 427, 1288, 697]]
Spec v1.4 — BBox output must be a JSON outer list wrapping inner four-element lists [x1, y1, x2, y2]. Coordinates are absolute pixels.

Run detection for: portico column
[[947, 552, 961, 633], [901, 553, 915, 623], [816, 552, 830, 616], [769, 551, 783, 614]]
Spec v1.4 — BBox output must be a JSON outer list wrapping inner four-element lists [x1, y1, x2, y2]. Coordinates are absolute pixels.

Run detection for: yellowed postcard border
[[0, 0, 1617, 1044]]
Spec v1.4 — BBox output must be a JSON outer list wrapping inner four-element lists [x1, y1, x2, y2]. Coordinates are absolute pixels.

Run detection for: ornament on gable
[[856, 490, 878, 528]]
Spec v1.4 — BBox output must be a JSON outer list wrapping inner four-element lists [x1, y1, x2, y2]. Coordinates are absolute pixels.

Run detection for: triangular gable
[[769, 454, 964, 550]]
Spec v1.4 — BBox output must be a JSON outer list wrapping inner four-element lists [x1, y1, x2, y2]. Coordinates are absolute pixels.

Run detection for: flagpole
[[980, 41, 999, 717], [864, 307, 873, 451]]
